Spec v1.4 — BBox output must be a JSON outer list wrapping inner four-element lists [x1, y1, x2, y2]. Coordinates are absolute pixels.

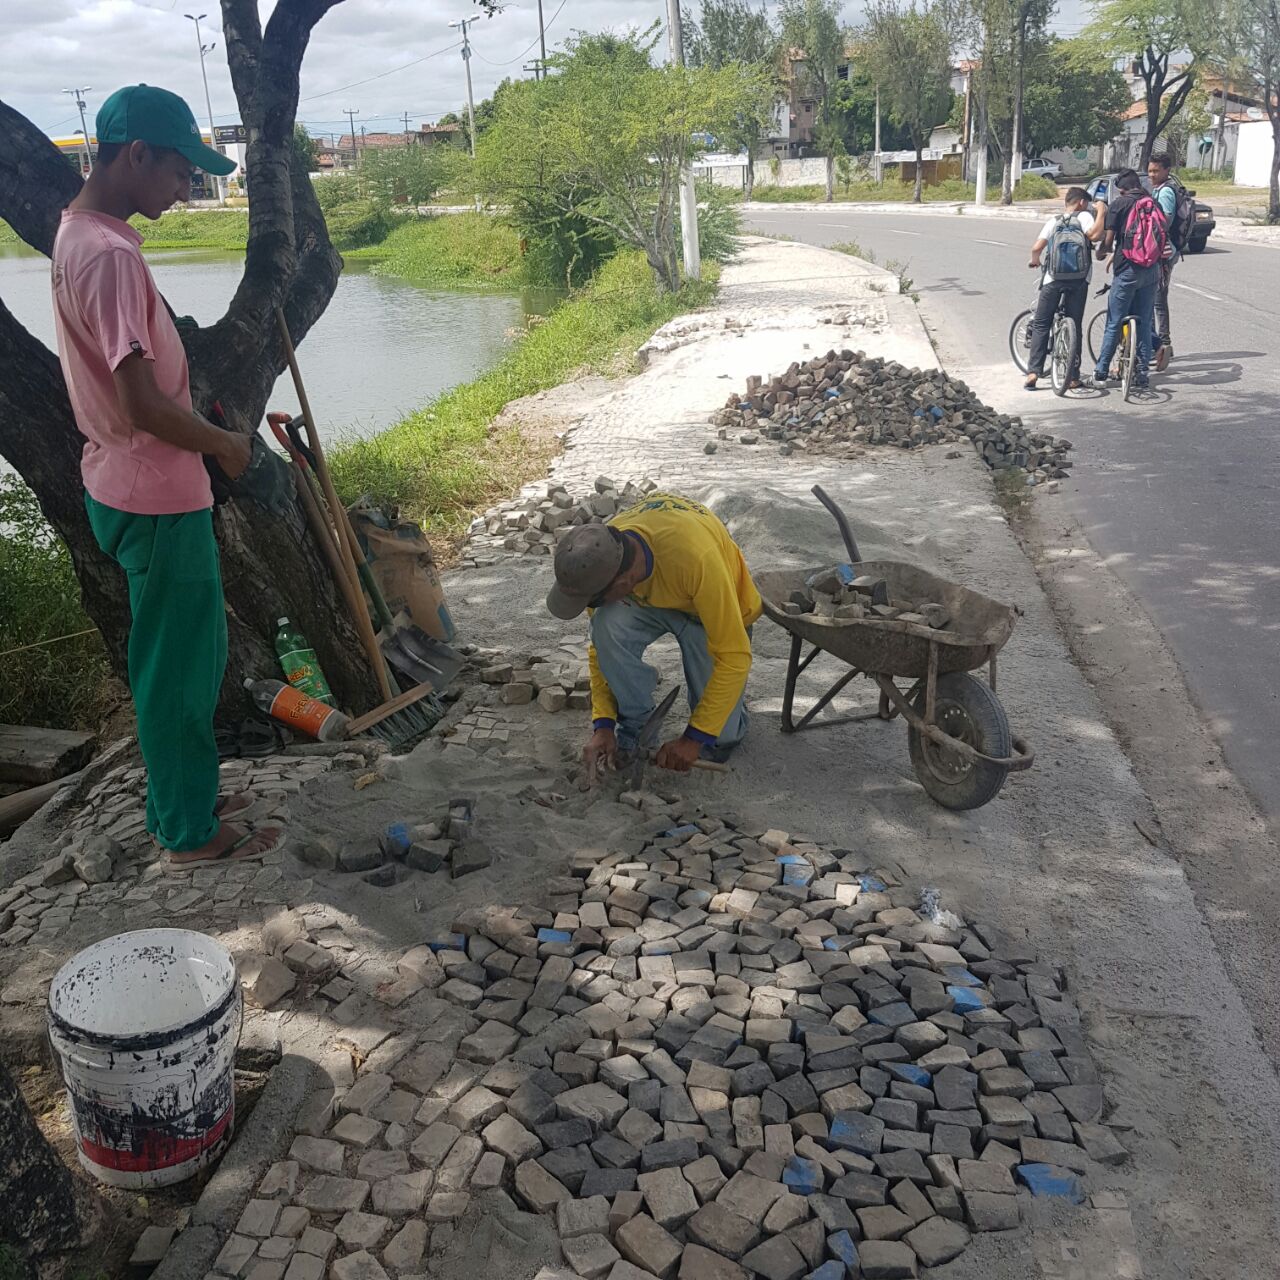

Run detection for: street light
[[63, 87, 93, 174], [184, 13, 222, 200]]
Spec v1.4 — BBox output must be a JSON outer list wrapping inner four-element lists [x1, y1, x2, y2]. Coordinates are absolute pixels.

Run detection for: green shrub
[[328, 252, 719, 535], [323, 200, 392, 249], [313, 173, 364, 211], [0, 475, 110, 730], [688, 183, 744, 264], [751, 183, 830, 202], [349, 213, 528, 286], [1012, 173, 1059, 200]]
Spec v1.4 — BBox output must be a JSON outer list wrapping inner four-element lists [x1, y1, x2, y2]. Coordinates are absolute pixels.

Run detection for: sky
[[1, 0, 1094, 145]]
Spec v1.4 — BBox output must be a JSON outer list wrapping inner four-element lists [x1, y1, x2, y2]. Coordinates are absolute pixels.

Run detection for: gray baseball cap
[[546, 524, 624, 619]]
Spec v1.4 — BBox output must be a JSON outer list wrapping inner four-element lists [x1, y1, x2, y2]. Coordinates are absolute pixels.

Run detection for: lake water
[[0, 244, 559, 443]]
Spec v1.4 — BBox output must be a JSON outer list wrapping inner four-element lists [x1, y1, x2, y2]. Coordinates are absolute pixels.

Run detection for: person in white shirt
[[1023, 187, 1103, 391]]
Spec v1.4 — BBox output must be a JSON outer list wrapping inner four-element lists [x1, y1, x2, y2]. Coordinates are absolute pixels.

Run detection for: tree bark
[[824, 153, 835, 203], [0, 1059, 99, 1264], [1271, 113, 1280, 224], [0, 0, 381, 718], [744, 151, 755, 200], [913, 141, 924, 203]]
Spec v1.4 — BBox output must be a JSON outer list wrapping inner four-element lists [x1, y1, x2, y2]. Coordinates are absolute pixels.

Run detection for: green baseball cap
[[96, 84, 238, 176]]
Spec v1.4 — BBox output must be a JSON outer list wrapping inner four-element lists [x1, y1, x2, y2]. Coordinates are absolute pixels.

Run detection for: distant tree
[[1221, 0, 1280, 220], [779, 0, 847, 201], [360, 143, 465, 207], [685, 0, 781, 197], [1080, 0, 1220, 169], [292, 123, 319, 172], [473, 31, 771, 290], [1014, 36, 1132, 155], [860, 0, 956, 202]]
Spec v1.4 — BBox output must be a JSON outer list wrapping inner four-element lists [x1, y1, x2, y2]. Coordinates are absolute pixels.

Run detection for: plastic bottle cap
[[277, 617, 289, 626]]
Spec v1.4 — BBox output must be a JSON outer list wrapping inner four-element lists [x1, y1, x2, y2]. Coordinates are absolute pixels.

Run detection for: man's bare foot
[[167, 822, 284, 868], [215, 791, 255, 819]]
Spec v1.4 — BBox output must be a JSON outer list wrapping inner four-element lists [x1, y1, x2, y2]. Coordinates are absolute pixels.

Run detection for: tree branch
[[0, 100, 84, 255]]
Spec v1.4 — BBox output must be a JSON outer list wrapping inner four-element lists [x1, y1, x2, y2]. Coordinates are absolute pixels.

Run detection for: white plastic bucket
[[47, 928, 242, 1188]]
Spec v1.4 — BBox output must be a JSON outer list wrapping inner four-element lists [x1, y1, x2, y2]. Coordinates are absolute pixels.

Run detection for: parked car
[[1085, 173, 1216, 253], [1023, 157, 1063, 180]]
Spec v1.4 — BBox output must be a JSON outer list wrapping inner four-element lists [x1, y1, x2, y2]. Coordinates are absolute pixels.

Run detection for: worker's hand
[[266, 411, 293, 429], [583, 727, 617, 782], [215, 432, 253, 480], [655, 734, 703, 773]]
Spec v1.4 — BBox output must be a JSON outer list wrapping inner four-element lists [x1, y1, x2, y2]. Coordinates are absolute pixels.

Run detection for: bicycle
[[1008, 272, 1081, 397], [1086, 282, 1142, 403]]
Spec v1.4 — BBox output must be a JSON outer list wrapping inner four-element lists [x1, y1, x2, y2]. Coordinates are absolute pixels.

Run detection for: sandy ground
[[439, 238, 1280, 1278], [3, 238, 1277, 1280]]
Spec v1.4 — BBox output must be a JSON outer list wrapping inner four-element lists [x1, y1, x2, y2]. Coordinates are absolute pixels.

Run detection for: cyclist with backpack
[[1091, 168, 1165, 391], [1023, 187, 1100, 391], [1147, 152, 1192, 370]]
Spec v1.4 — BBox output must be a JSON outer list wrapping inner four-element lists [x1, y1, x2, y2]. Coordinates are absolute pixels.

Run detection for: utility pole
[[665, 0, 701, 282], [403, 111, 412, 141], [449, 17, 479, 157], [63, 87, 93, 175], [536, 0, 548, 80], [344, 107, 360, 166], [523, 60, 546, 80], [184, 14, 222, 201]]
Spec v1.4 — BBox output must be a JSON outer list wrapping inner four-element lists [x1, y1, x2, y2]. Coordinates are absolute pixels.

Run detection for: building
[[416, 122, 463, 145], [51, 128, 239, 200]]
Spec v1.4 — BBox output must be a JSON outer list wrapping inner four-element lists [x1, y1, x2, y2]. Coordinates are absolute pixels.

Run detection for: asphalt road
[[746, 204, 1280, 825]]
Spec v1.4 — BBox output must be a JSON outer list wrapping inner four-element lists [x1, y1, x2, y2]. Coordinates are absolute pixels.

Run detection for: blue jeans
[[1094, 269, 1156, 382], [590, 599, 750, 749]]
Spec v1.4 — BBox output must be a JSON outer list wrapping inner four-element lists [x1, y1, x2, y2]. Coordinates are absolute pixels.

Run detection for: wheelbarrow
[[754, 486, 1033, 810]]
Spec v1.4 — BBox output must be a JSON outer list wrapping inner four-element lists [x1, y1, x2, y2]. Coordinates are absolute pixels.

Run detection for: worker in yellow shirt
[[546, 493, 762, 776]]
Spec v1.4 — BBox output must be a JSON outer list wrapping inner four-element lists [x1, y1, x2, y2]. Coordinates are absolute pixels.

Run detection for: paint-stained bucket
[[47, 928, 242, 1188]]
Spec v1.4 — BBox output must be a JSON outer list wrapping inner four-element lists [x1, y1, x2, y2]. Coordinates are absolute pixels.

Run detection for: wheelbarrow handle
[[811, 485, 862, 566]]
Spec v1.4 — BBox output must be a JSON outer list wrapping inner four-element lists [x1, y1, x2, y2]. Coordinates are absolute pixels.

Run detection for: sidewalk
[[0, 239, 1275, 1280]]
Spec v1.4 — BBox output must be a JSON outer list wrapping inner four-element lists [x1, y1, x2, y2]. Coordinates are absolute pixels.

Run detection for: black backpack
[[1160, 176, 1197, 251]]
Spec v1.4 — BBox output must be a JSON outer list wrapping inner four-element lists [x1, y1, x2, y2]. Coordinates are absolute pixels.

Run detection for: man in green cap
[[51, 85, 282, 866]]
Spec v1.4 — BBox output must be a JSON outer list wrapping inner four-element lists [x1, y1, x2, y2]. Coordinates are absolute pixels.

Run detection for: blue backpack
[[1046, 214, 1090, 282]]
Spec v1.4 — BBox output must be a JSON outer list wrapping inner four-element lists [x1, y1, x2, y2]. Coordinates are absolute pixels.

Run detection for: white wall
[[1235, 119, 1275, 187]]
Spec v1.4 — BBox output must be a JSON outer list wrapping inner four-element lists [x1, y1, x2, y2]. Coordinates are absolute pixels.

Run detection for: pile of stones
[[709, 352, 1073, 485], [300, 800, 491, 888], [219, 810, 1125, 1280], [785, 569, 952, 629], [471, 648, 593, 714], [468, 478, 659, 558]]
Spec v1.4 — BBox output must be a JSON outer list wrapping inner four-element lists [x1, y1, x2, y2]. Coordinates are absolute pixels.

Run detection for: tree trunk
[[825, 153, 834, 203], [744, 151, 755, 200], [1001, 156, 1013, 205], [973, 87, 989, 207], [1010, 23, 1026, 186], [0, 1059, 99, 1263], [0, 0, 380, 721], [1271, 115, 1280, 224], [913, 143, 924, 203]]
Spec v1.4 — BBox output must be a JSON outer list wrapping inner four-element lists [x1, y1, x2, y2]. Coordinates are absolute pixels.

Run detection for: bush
[[687, 183, 744, 265], [1013, 173, 1059, 200], [0, 475, 110, 730], [348, 213, 528, 287], [313, 173, 364, 212], [323, 200, 392, 249]]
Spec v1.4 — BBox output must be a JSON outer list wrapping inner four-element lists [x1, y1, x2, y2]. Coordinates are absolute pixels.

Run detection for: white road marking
[[888, 229, 923, 237], [816, 222, 854, 228], [1173, 281, 1224, 302], [975, 238, 1008, 246]]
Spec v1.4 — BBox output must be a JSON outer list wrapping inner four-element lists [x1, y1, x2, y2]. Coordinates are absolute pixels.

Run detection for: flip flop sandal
[[238, 718, 278, 760], [1023, 378, 1040, 391], [215, 723, 241, 760], [164, 822, 286, 871], [215, 791, 256, 819]]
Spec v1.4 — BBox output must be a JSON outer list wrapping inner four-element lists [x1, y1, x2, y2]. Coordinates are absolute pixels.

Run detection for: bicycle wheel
[[1008, 310, 1034, 373], [1121, 319, 1138, 402], [1087, 310, 1107, 365], [1050, 315, 1080, 396]]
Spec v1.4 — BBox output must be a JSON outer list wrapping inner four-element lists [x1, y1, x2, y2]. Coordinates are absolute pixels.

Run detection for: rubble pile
[[787, 568, 952, 629], [710, 351, 1073, 485], [469, 478, 660, 557], [470, 648, 593, 714], [223, 814, 1122, 1280]]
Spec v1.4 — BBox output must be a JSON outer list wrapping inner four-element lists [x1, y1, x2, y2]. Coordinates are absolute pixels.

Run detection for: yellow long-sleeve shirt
[[589, 494, 762, 739]]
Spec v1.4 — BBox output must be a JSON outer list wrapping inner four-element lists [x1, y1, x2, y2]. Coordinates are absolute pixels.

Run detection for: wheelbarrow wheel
[[908, 672, 1012, 810]]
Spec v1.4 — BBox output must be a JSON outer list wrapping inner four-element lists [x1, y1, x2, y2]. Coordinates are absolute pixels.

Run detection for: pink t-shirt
[[51, 209, 212, 515]]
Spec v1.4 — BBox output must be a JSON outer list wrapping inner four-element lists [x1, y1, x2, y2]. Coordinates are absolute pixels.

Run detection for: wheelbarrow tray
[[754, 562, 1016, 680]]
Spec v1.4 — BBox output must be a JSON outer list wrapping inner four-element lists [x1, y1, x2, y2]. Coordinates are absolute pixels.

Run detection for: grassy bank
[[346, 212, 527, 288], [329, 251, 718, 537], [749, 174, 1059, 203], [0, 209, 249, 250]]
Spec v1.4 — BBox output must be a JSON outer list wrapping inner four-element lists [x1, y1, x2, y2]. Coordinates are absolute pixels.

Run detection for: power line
[[299, 40, 462, 103], [473, 0, 569, 67]]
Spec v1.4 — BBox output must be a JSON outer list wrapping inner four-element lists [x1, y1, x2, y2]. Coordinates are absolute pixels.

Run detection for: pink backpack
[[1122, 194, 1167, 268]]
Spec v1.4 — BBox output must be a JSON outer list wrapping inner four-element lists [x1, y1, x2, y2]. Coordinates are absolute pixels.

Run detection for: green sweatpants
[[86, 495, 227, 852]]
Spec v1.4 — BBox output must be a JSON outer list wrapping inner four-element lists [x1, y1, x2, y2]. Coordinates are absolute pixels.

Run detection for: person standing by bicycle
[[1147, 152, 1191, 371], [1023, 187, 1100, 391], [1091, 169, 1164, 391]]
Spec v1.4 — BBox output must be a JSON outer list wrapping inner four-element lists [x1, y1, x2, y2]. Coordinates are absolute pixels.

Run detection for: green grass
[[328, 251, 719, 538], [132, 209, 249, 249], [347, 212, 528, 287], [750, 175, 1058, 203]]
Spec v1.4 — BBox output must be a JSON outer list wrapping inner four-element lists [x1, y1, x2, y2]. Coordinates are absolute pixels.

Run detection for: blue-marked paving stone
[[429, 934, 466, 952], [947, 985, 986, 1013], [828, 1111, 885, 1157], [647, 941, 678, 955], [868, 1002, 916, 1029], [665, 824, 698, 837], [783, 1156, 823, 1197], [785, 866, 816, 886], [807, 1264, 846, 1280], [823, 937, 842, 951], [859, 875, 887, 892], [827, 1230, 859, 1270], [886, 1062, 932, 1088], [941, 964, 982, 988], [777, 853, 807, 865], [1016, 1163, 1085, 1203], [537, 928, 573, 944], [380, 822, 410, 858]]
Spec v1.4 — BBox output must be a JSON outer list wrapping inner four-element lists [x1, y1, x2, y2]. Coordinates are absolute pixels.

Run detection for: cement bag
[[349, 502, 457, 643]]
